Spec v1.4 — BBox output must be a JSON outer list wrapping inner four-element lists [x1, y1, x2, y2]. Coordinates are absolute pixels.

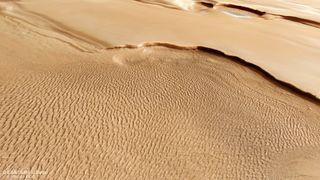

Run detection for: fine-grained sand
[[1, 13, 320, 179], [13, 0, 320, 97], [1, 0, 320, 179]]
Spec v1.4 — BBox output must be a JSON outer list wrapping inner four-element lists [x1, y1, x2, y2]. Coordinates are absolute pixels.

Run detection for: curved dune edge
[[1, 1, 319, 101], [2, 13, 320, 103], [196, 45, 320, 103], [106, 42, 320, 104]]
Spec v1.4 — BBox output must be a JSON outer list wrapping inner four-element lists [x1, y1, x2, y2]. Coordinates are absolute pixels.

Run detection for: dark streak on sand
[[217, 3, 320, 28], [134, 0, 320, 29]]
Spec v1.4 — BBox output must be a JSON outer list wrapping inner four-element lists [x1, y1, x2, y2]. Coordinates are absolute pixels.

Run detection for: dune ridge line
[[1, 2, 319, 103], [107, 42, 320, 104]]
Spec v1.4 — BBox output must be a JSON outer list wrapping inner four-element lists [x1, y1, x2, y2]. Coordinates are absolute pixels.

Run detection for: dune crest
[[6, 0, 319, 98]]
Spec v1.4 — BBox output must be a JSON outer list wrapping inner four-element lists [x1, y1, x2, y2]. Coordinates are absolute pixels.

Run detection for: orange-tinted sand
[[12, 0, 320, 97], [1, 0, 320, 179]]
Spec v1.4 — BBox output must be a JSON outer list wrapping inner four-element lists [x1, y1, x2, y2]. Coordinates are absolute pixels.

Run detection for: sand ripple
[[1, 16, 320, 179]]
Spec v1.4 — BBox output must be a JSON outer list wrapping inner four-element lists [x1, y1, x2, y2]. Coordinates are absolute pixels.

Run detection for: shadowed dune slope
[[1, 16, 320, 179]]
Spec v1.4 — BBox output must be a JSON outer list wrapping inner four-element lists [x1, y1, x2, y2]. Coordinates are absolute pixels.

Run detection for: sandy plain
[[0, 0, 320, 179]]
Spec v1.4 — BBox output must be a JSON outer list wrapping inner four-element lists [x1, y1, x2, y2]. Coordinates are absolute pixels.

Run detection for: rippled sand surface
[[1, 0, 320, 179], [11, 0, 320, 97]]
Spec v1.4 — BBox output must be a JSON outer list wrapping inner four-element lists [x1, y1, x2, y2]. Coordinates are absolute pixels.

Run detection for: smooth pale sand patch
[[1, 16, 320, 179], [215, 0, 320, 21], [15, 0, 320, 97]]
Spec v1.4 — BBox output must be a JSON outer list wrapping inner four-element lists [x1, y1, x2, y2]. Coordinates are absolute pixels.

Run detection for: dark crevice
[[217, 3, 320, 29], [280, 15, 320, 28], [199, 2, 214, 8], [218, 4, 266, 16], [134, 0, 320, 29]]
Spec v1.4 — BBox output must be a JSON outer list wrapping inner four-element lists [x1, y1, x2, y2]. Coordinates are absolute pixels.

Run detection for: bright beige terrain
[[215, 0, 320, 21], [1, 0, 320, 180], [12, 0, 320, 97]]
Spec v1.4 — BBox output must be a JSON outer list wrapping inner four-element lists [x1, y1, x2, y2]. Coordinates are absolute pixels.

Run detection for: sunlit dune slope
[[1, 15, 320, 179], [11, 0, 320, 97]]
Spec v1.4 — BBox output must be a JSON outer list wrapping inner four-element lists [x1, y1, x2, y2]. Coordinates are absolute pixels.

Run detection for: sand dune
[[1, 0, 320, 179], [11, 0, 320, 98]]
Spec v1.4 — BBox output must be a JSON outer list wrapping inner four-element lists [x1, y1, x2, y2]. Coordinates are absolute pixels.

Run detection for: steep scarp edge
[[133, 0, 320, 29], [107, 42, 320, 105], [217, 3, 320, 29], [196, 45, 320, 104]]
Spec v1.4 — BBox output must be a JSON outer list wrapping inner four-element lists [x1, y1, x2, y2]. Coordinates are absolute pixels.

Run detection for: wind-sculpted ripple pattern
[[0, 7, 320, 180]]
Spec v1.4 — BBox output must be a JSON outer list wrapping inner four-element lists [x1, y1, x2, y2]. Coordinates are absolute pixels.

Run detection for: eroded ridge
[[216, 3, 320, 29], [134, 0, 320, 29]]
